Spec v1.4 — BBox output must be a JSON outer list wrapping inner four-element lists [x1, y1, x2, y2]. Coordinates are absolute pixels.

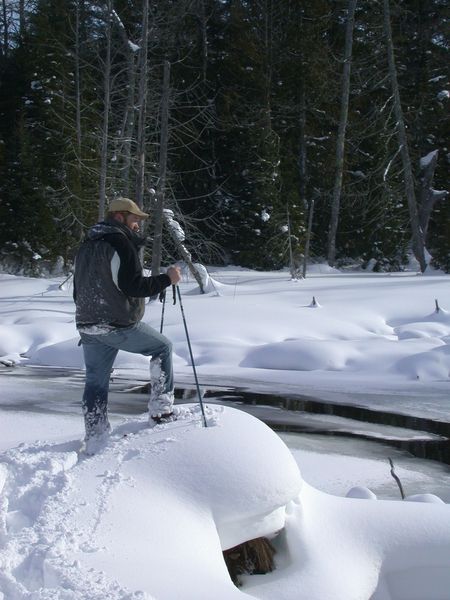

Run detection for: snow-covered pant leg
[[149, 356, 174, 417], [80, 322, 174, 418], [80, 336, 118, 439]]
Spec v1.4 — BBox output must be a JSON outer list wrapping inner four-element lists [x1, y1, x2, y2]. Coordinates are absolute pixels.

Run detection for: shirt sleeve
[[106, 233, 172, 298]]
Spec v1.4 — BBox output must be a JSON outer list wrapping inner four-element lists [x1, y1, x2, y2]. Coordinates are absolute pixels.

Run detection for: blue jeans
[[80, 321, 174, 433]]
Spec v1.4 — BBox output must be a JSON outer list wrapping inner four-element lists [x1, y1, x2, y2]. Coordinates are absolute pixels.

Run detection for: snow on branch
[[420, 150, 439, 170], [110, 9, 140, 51], [163, 209, 185, 242]]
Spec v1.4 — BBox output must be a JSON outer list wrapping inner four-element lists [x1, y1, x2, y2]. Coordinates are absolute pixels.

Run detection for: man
[[73, 197, 181, 454]]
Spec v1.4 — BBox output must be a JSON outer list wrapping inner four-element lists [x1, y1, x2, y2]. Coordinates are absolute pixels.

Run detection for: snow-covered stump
[[308, 296, 321, 308], [223, 537, 276, 587]]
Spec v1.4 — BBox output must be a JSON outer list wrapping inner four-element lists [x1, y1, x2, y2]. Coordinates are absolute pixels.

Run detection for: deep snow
[[1, 267, 450, 599]]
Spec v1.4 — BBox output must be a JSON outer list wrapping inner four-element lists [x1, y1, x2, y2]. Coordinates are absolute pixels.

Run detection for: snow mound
[[395, 342, 450, 380], [241, 339, 359, 371], [247, 483, 450, 600], [2, 271, 450, 390], [405, 493, 445, 504], [30, 337, 85, 368], [346, 486, 377, 500], [1, 405, 450, 600], [0, 405, 301, 599]]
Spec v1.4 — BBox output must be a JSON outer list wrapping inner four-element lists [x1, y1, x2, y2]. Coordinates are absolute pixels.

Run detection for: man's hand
[[167, 265, 182, 285]]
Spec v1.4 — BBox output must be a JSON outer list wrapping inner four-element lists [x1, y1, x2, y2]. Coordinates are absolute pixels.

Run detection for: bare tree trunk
[[151, 60, 170, 276], [74, 0, 82, 154], [198, 0, 208, 84], [298, 82, 311, 279], [19, 0, 25, 37], [150, 61, 205, 292], [135, 0, 149, 208], [110, 9, 138, 195], [418, 150, 448, 242], [327, 0, 357, 266], [303, 197, 315, 279], [1, 0, 8, 57], [286, 204, 296, 278], [383, 0, 426, 272], [263, 0, 273, 119], [98, 1, 112, 220], [298, 87, 307, 209], [121, 50, 137, 195]]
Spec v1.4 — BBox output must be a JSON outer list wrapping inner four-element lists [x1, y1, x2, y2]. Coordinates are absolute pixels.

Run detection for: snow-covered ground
[[1, 267, 450, 599], [2, 267, 449, 410]]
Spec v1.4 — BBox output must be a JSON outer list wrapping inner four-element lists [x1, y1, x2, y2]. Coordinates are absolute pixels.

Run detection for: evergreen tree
[[0, 0, 448, 273]]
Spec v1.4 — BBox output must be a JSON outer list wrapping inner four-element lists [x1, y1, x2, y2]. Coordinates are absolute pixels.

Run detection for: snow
[[428, 75, 446, 83], [420, 149, 438, 169], [1, 267, 450, 599], [163, 209, 185, 242], [128, 41, 140, 53]]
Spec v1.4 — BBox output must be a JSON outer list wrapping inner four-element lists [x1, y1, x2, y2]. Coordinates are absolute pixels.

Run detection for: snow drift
[[1, 406, 450, 600]]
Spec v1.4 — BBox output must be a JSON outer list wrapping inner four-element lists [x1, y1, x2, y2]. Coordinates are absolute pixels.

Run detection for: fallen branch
[[388, 457, 405, 499]]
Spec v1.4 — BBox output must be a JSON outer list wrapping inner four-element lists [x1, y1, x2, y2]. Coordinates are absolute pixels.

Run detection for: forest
[[0, 0, 448, 275]]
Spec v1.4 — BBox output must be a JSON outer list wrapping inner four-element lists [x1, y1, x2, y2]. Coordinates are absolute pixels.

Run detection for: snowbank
[[1, 406, 449, 599], [0, 406, 301, 599], [1, 269, 450, 598], [1, 270, 450, 390]]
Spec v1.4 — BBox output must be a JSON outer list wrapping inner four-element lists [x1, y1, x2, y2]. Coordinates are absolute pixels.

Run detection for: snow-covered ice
[[3, 268, 450, 395]]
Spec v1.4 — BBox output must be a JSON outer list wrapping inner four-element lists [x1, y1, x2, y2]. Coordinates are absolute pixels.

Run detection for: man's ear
[[113, 212, 125, 223]]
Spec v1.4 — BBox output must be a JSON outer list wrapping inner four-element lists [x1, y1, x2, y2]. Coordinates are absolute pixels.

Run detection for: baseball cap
[[108, 197, 149, 219]]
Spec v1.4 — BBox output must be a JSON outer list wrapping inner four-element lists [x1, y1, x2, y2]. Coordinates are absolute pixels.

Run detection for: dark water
[[1, 365, 449, 465], [177, 388, 450, 465], [114, 378, 450, 465]]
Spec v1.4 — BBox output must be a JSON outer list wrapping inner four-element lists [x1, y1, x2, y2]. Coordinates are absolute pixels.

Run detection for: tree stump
[[223, 536, 276, 587]]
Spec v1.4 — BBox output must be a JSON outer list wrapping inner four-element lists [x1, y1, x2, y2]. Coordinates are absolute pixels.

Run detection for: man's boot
[[83, 407, 111, 455]]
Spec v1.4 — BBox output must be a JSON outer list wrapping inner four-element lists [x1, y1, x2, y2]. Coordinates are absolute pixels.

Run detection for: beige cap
[[108, 197, 149, 219]]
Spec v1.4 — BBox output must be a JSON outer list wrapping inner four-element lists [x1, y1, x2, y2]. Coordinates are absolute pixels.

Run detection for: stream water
[[1, 365, 449, 500]]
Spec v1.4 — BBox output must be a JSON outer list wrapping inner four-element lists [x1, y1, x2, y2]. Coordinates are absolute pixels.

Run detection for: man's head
[[107, 198, 149, 233]]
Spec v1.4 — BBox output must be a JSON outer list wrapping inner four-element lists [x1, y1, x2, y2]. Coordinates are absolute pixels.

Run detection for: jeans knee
[[157, 335, 172, 356]]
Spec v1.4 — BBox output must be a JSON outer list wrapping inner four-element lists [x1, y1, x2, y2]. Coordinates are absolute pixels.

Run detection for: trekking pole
[[159, 285, 176, 334], [175, 285, 207, 428], [159, 290, 166, 334]]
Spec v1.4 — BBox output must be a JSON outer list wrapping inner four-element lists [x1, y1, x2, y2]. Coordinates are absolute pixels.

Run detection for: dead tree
[[197, 0, 208, 84], [383, 0, 426, 272], [303, 196, 315, 279], [327, 0, 357, 267], [286, 204, 299, 279], [74, 1, 82, 154], [135, 0, 149, 208], [1, 0, 9, 58], [111, 8, 138, 195], [98, 0, 113, 220], [149, 61, 204, 291], [151, 59, 171, 276], [418, 150, 448, 243]]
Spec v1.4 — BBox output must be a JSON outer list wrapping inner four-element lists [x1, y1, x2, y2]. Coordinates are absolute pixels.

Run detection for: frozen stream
[[1, 365, 449, 502]]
